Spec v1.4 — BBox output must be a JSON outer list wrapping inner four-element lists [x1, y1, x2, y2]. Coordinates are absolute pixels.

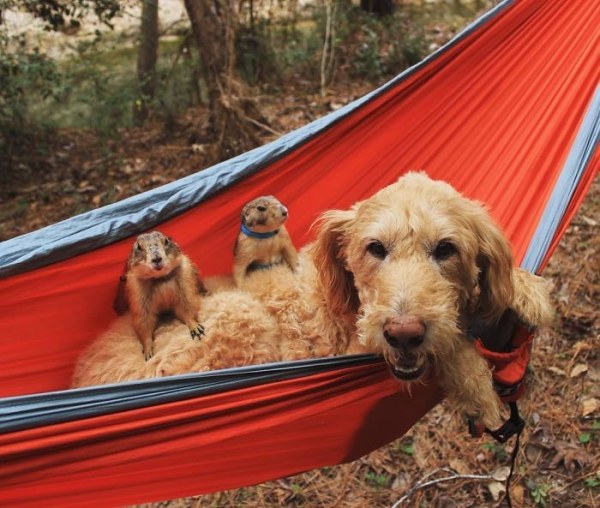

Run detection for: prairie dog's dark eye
[[433, 241, 456, 261], [257, 205, 267, 212], [366, 240, 387, 259]]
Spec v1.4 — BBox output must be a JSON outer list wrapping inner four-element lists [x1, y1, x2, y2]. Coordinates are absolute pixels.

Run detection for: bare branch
[[391, 468, 494, 507]]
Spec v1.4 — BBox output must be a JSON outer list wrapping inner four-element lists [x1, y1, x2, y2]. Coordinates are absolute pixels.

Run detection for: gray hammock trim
[[522, 86, 600, 273], [0, 354, 381, 433]]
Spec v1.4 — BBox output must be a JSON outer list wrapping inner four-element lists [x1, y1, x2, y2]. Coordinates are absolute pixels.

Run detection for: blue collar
[[241, 223, 279, 239]]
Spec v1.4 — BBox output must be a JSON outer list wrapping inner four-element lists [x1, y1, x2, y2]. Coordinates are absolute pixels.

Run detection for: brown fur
[[72, 290, 281, 387], [73, 174, 553, 430], [232, 196, 298, 287], [117, 231, 205, 360]]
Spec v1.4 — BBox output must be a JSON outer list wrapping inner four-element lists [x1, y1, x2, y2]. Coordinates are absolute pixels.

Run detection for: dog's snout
[[383, 316, 425, 348]]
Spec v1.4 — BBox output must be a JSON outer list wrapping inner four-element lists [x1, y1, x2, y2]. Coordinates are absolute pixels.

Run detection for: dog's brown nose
[[383, 316, 425, 349]]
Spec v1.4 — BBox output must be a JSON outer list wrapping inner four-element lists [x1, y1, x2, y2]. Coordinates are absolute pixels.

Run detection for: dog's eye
[[432, 241, 456, 261], [366, 240, 387, 259], [163, 237, 171, 246], [135, 243, 143, 252], [257, 205, 267, 212]]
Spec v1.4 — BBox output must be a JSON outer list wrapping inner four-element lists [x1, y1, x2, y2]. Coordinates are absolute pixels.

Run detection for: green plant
[[398, 439, 414, 456], [0, 33, 63, 164], [584, 471, 600, 489], [481, 441, 509, 462], [529, 482, 549, 507], [364, 470, 388, 488], [354, 23, 384, 80], [236, 20, 278, 86]]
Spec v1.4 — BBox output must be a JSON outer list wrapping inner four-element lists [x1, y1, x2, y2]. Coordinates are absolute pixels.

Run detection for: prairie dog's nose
[[383, 316, 425, 349]]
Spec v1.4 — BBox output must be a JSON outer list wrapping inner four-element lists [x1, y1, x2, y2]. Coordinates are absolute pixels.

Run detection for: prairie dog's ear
[[310, 208, 359, 318], [470, 203, 514, 323]]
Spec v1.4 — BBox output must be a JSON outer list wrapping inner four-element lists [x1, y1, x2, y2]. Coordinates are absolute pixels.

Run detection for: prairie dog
[[233, 195, 298, 287], [114, 231, 206, 360]]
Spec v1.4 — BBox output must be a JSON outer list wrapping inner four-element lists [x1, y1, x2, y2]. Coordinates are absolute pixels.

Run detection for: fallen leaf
[[391, 474, 409, 491], [581, 215, 598, 226], [488, 481, 506, 501], [587, 366, 600, 382], [449, 459, 468, 474], [547, 366, 566, 376], [548, 442, 591, 472], [570, 363, 589, 378], [572, 341, 593, 354], [511, 483, 525, 505], [492, 466, 511, 482], [581, 397, 599, 416]]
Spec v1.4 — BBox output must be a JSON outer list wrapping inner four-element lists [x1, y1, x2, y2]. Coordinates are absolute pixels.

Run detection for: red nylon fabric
[[0, 364, 442, 507], [0, 0, 599, 505], [1, 0, 597, 398]]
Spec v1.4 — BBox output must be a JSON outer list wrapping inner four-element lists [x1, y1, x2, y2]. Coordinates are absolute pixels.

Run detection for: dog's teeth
[[396, 364, 421, 374], [403, 368, 417, 373]]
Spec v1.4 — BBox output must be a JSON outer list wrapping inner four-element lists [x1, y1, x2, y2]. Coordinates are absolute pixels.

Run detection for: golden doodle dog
[[72, 173, 552, 428], [302, 172, 552, 426]]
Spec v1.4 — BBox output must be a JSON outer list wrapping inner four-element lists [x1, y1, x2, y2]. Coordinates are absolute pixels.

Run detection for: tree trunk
[[133, 0, 159, 126], [183, 0, 266, 160]]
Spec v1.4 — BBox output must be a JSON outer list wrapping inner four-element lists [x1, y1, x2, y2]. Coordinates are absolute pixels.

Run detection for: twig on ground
[[244, 116, 283, 136], [391, 468, 494, 507]]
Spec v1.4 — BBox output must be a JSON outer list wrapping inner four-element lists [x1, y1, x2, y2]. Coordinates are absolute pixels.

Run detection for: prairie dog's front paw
[[190, 323, 205, 340]]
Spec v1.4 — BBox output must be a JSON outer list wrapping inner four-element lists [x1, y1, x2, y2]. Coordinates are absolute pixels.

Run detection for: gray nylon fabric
[[521, 86, 600, 273], [0, 0, 513, 279], [0, 355, 380, 433]]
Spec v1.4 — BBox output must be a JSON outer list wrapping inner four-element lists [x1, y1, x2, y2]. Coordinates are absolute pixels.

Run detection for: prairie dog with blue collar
[[114, 231, 206, 360], [233, 196, 298, 287]]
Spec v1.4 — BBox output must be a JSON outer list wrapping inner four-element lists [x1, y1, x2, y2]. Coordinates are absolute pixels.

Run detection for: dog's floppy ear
[[311, 208, 359, 318], [470, 204, 514, 324]]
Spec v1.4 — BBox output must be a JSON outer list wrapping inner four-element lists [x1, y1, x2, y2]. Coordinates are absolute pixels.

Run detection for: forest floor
[[1, 77, 598, 507]]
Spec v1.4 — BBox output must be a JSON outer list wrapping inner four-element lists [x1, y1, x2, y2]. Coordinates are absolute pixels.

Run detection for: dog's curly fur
[[303, 172, 553, 426], [72, 290, 282, 386], [72, 172, 553, 428]]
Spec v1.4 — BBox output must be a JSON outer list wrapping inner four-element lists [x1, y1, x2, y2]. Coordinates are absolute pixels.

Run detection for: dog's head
[[311, 172, 513, 381]]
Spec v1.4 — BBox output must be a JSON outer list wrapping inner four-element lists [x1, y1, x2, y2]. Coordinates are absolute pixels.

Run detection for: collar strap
[[241, 223, 279, 239]]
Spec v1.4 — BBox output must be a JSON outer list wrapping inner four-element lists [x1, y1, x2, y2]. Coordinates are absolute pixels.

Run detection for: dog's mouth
[[384, 349, 428, 381]]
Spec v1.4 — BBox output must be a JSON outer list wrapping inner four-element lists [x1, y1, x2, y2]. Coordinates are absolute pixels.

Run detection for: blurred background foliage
[[0, 0, 493, 161]]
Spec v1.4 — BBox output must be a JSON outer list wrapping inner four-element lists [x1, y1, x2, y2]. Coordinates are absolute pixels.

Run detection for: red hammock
[[0, 0, 598, 505]]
